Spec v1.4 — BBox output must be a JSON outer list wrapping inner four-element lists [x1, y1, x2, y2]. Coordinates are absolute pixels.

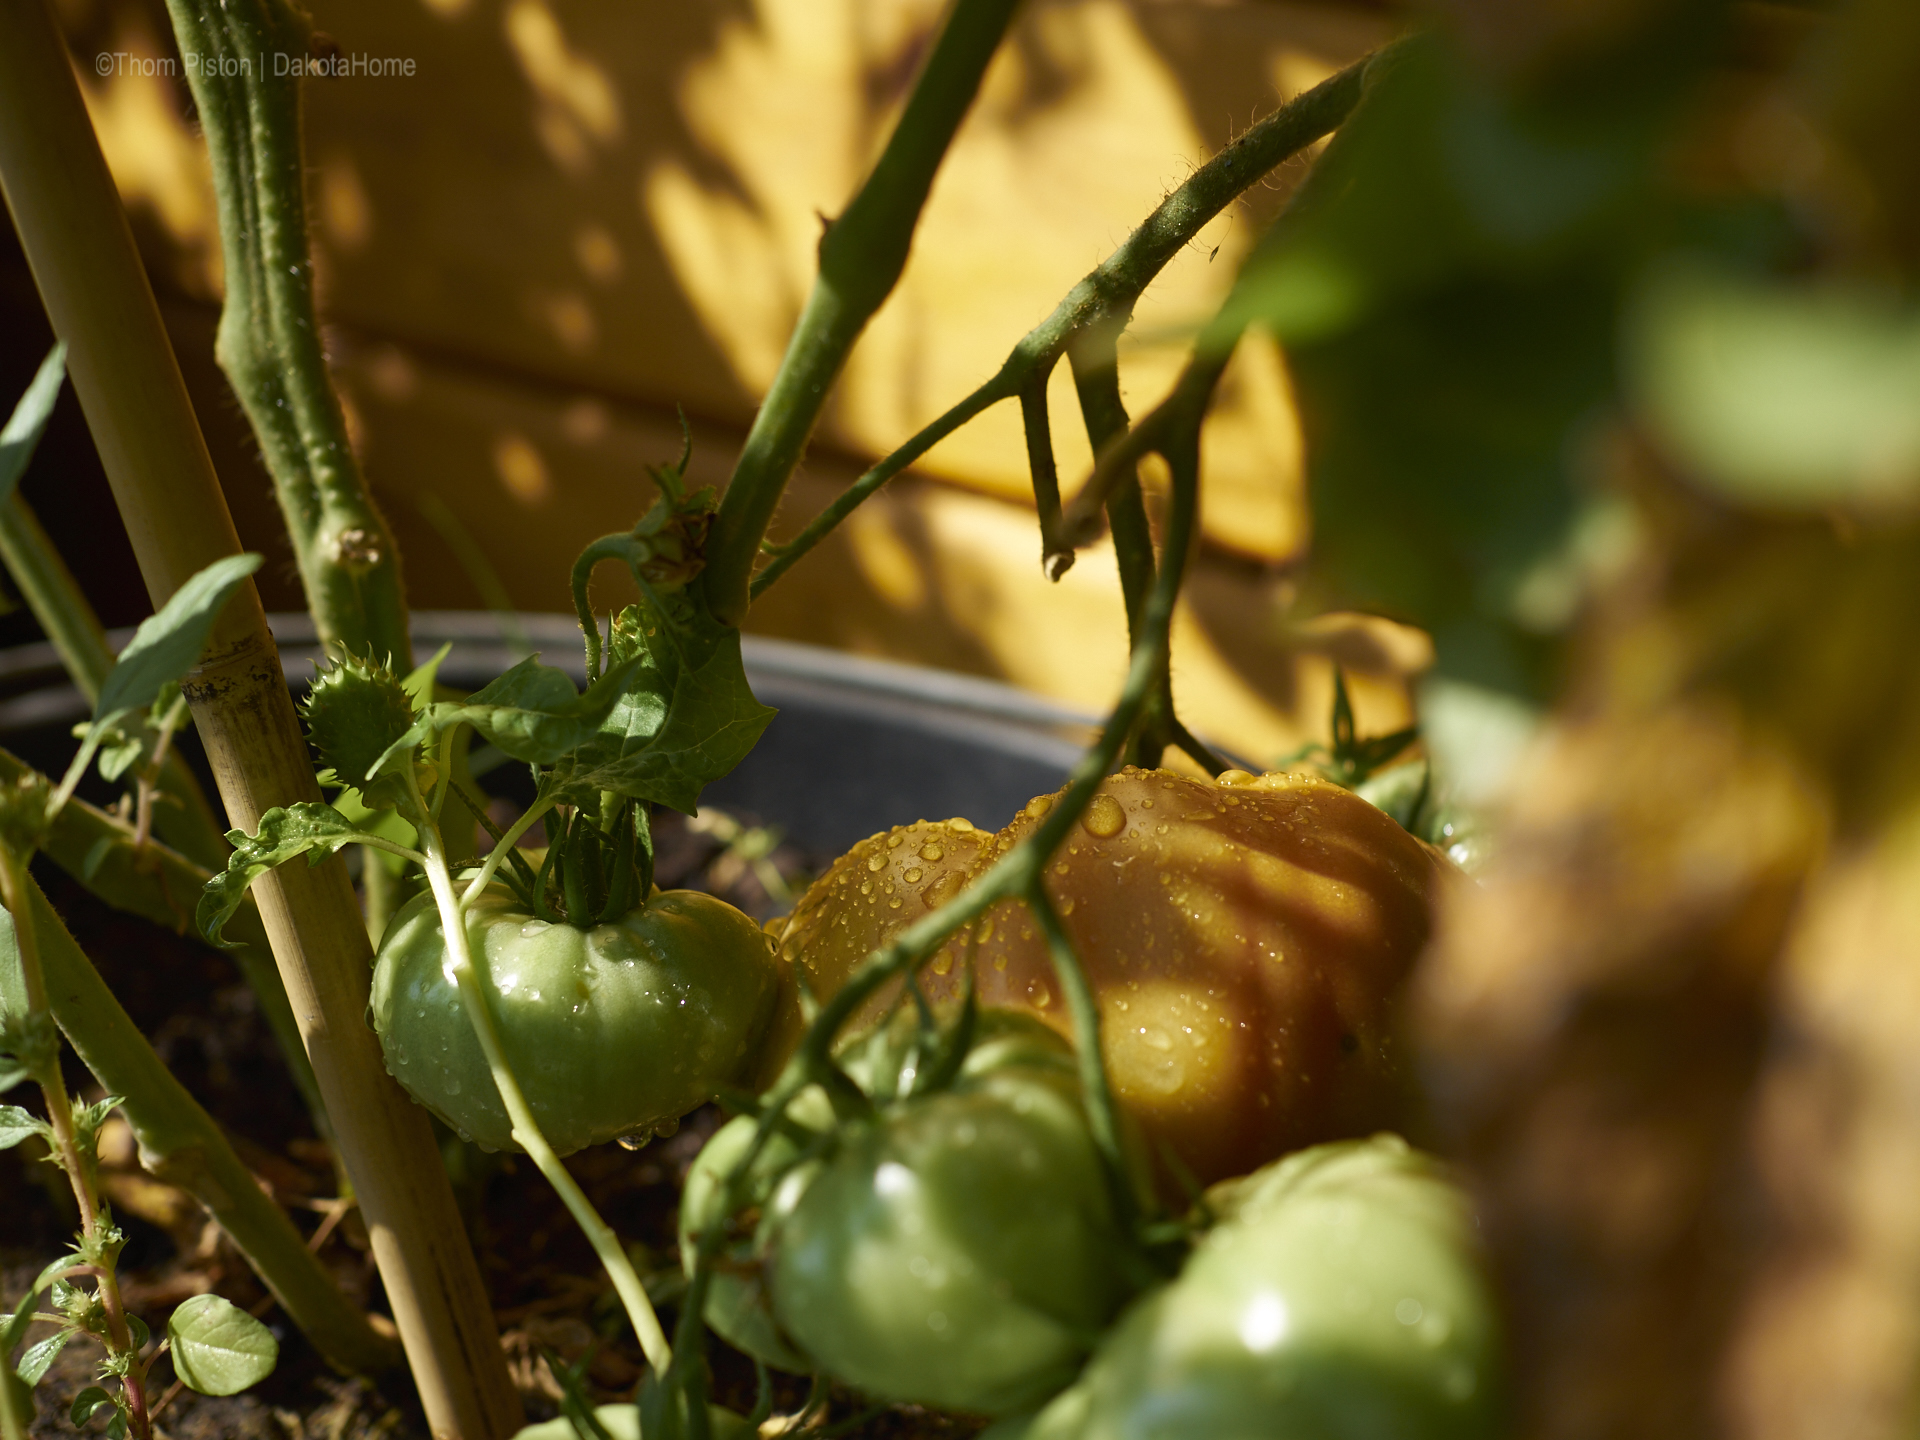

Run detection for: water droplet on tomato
[[1059, 896, 1075, 915], [1024, 796, 1053, 820], [867, 853, 886, 872], [919, 841, 944, 861], [1082, 794, 1125, 838], [905, 867, 924, 884], [948, 817, 975, 833]]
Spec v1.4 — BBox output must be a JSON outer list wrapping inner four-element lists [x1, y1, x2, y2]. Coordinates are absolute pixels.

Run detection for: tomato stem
[[1025, 883, 1137, 1232], [702, 0, 1025, 624], [410, 791, 674, 1374], [746, 51, 1375, 603], [462, 794, 559, 906]]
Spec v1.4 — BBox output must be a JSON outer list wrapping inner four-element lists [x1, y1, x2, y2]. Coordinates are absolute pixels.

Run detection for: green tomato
[[371, 885, 780, 1155], [767, 1048, 1140, 1417], [1014, 1135, 1505, 1440], [677, 1089, 833, 1374], [681, 1010, 1099, 1376]]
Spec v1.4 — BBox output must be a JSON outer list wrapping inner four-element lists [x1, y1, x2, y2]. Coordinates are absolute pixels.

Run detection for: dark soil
[[2, 806, 985, 1440]]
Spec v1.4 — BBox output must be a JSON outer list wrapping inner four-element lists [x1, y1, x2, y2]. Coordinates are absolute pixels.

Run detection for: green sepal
[[197, 803, 372, 944]]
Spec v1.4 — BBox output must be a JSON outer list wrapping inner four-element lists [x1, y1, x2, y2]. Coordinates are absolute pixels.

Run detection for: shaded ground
[[2, 807, 984, 1440]]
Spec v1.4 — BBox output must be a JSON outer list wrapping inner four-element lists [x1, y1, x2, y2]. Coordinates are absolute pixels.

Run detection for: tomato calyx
[[519, 796, 657, 930]]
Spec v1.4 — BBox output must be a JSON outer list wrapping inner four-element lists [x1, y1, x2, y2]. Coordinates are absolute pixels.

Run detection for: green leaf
[[0, 1061, 26, 1091], [0, 343, 66, 507], [197, 803, 366, 944], [0, 1104, 52, 1150], [18, 1326, 75, 1385], [549, 601, 775, 814], [389, 652, 647, 770], [166, 1294, 279, 1396], [1626, 265, 1920, 509], [95, 554, 264, 726], [69, 1385, 114, 1427]]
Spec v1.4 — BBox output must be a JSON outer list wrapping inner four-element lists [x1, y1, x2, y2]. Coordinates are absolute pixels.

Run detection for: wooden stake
[[0, 6, 521, 1435]]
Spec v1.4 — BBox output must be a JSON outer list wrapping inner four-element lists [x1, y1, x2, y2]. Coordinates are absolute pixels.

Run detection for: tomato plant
[[780, 766, 1449, 1189], [371, 884, 778, 1155]]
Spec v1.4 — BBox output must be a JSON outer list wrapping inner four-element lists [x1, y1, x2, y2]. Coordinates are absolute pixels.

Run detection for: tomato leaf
[[197, 803, 372, 944], [166, 1294, 278, 1396], [549, 600, 775, 814], [380, 653, 645, 771], [0, 342, 65, 507]]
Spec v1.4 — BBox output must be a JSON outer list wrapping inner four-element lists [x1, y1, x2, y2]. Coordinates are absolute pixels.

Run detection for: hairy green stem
[[413, 806, 670, 1372], [160, 0, 411, 667], [749, 49, 1373, 598], [5, 864, 401, 1376], [703, 0, 1024, 623]]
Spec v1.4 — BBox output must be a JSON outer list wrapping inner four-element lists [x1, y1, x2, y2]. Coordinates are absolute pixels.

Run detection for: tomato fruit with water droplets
[[370, 885, 780, 1154], [781, 768, 1449, 1188], [766, 1023, 1142, 1416]]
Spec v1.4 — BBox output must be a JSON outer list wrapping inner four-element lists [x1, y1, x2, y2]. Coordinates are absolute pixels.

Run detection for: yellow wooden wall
[[55, 0, 1425, 764]]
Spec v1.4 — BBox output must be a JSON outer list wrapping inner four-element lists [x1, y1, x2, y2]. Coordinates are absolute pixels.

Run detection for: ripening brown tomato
[[775, 768, 1450, 1189], [752, 815, 992, 1090]]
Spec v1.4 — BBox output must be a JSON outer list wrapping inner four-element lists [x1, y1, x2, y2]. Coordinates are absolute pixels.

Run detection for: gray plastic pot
[[0, 611, 1095, 854]]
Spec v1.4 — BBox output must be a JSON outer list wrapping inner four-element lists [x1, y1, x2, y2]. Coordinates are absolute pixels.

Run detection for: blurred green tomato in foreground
[[992, 1135, 1504, 1440]]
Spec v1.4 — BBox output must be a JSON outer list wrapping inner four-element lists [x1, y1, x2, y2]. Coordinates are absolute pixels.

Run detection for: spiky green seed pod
[[302, 655, 416, 791]]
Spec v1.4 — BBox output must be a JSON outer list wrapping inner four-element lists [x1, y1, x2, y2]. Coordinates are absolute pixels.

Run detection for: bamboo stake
[[0, 7, 521, 1435]]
